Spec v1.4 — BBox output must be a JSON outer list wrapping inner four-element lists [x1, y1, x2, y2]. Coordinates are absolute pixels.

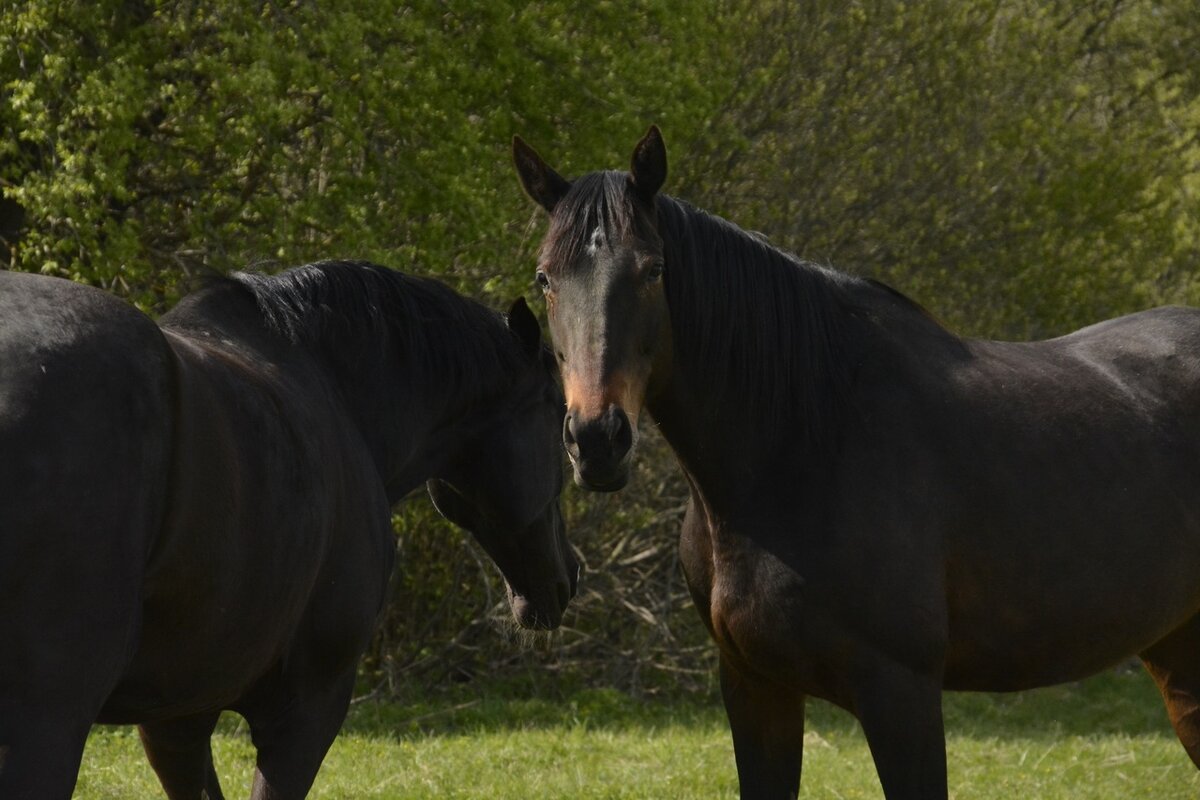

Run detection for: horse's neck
[[343, 340, 507, 505], [650, 387, 776, 520], [646, 253, 845, 513], [648, 272, 965, 519]]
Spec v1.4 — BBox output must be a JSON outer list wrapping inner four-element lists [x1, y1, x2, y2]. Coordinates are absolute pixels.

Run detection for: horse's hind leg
[[139, 712, 225, 800], [239, 670, 357, 800], [1141, 614, 1200, 766], [720, 656, 806, 799], [0, 596, 130, 796], [0, 526, 143, 798], [0, 712, 94, 799]]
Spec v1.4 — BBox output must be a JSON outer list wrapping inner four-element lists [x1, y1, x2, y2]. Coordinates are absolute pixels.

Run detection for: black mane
[[655, 196, 861, 450], [230, 260, 531, 409]]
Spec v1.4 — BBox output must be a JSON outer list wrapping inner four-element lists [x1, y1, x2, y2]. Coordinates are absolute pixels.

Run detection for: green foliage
[[5, 0, 1196, 325], [691, 0, 1200, 338], [4, 1, 1198, 325], [0, 0, 729, 310]]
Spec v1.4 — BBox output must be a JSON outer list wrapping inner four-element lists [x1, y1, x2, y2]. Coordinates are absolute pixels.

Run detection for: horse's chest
[[679, 508, 817, 684]]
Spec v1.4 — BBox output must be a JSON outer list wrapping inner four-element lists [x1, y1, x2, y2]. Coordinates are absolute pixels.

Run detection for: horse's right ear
[[630, 125, 667, 202], [513, 136, 571, 214]]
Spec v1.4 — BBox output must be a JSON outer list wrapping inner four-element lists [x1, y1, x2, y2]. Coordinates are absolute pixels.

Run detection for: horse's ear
[[513, 136, 571, 214], [630, 124, 667, 202], [507, 296, 542, 357]]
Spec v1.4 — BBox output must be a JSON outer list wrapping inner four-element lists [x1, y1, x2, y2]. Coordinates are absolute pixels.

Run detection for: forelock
[[539, 171, 638, 273]]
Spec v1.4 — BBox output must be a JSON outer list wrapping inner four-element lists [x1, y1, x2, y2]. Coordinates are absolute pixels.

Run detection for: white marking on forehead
[[585, 225, 604, 256]]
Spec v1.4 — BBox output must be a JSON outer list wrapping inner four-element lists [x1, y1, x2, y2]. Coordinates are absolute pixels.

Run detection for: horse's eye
[[646, 261, 664, 284], [535, 271, 550, 292]]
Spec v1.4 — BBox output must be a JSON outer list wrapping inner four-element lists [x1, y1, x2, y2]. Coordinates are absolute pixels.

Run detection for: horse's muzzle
[[505, 510, 579, 631], [509, 591, 565, 630], [508, 562, 576, 630], [562, 406, 634, 491]]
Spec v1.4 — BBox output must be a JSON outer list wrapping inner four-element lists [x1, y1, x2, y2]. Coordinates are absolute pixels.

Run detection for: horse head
[[513, 127, 673, 492], [427, 298, 578, 629]]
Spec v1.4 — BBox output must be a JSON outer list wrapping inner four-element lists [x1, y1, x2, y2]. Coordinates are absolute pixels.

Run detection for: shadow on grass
[[323, 664, 1177, 745]]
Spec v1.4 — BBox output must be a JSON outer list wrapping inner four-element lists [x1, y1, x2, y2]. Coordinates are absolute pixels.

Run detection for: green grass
[[75, 668, 1200, 799]]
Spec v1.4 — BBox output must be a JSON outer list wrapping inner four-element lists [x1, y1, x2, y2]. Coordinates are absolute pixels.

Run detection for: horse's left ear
[[630, 124, 667, 202], [507, 296, 542, 357]]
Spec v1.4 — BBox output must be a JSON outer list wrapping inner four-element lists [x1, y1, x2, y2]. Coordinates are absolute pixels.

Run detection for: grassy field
[[75, 668, 1200, 799]]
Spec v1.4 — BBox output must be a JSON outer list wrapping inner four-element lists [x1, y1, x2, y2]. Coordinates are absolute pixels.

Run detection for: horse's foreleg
[[850, 661, 947, 800], [719, 656, 806, 800], [240, 671, 355, 800], [138, 712, 224, 800], [1141, 613, 1200, 768]]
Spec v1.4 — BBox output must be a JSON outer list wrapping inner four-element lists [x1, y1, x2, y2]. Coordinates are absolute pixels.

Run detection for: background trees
[[1, 0, 729, 309], [4, 0, 1198, 694], [683, 1, 1200, 338]]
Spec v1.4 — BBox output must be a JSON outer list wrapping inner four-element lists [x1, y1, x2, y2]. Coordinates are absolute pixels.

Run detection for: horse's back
[[0, 270, 173, 419], [1056, 305, 1200, 373], [957, 305, 1200, 439]]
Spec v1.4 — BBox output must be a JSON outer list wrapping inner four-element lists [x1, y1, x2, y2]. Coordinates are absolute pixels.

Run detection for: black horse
[[0, 260, 577, 799], [515, 127, 1200, 798]]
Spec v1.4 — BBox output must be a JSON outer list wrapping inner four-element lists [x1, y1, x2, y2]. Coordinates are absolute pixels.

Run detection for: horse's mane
[[230, 260, 531, 406], [656, 196, 860, 450], [543, 172, 861, 451]]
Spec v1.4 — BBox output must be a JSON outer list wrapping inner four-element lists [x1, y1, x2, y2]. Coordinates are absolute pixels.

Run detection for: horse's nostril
[[609, 407, 633, 453], [562, 413, 578, 448]]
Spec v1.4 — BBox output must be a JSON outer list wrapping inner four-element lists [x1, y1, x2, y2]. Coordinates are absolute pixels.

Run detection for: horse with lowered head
[[515, 126, 1200, 798], [0, 260, 577, 799]]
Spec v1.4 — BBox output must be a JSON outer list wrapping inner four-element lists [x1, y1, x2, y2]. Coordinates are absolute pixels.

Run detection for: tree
[[684, 0, 1200, 338], [0, 0, 731, 310]]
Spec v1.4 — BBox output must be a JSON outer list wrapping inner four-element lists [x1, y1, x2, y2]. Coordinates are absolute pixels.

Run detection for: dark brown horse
[[514, 126, 1200, 798], [0, 260, 576, 799]]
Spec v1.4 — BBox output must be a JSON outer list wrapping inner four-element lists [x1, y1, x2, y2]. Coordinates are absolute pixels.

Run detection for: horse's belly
[[943, 581, 1200, 691], [96, 683, 233, 724], [100, 621, 288, 723], [943, 635, 1147, 692]]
